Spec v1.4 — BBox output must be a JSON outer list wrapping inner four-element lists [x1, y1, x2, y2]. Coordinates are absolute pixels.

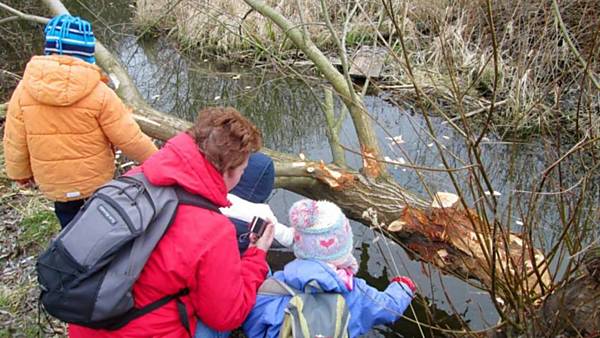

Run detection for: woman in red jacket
[[69, 107, 275, 337]]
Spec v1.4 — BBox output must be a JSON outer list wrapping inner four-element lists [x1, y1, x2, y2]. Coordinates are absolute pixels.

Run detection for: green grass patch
[[18, 210, 59, 250]]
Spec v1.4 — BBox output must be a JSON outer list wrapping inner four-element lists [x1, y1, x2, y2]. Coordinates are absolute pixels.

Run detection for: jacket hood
[[22, 55, 102, 106], [278, 259, 349, 294], [230, 152, 274, 203], [142, 132, 230, 208]]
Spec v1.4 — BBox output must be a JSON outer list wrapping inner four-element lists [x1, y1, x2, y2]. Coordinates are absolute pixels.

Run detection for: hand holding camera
[[248, 217, 275, 252], [249, 217, 268, 238]]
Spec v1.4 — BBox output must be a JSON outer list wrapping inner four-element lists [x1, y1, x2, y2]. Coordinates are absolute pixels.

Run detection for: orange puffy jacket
[[3, 55, 158, 201]]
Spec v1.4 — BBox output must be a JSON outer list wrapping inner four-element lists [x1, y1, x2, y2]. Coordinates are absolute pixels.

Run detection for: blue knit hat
[[230, 152, 274, 204], [44, 15, 96, 64]]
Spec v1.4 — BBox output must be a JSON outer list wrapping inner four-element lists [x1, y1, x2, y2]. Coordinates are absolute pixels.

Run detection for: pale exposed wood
[[430, 191, 459, 208]]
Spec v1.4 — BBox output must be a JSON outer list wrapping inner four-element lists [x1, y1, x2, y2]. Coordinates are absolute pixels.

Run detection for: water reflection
[[116, 37, 328, 153]]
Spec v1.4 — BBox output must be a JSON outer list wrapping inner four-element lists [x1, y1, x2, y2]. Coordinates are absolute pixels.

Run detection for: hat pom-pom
[[289, 199, 317, 230]]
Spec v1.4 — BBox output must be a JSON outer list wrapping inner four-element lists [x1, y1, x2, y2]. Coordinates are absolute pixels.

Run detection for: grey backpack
[[36, 173, 219, 332], [258, 278, 350, 338]]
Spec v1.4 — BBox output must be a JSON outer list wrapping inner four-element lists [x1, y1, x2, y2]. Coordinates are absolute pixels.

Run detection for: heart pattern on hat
[[290, 199, 354, 265], [319, 238, 336, 248]]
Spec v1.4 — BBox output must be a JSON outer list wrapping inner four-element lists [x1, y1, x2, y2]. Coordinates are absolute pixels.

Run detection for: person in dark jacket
[[221, 152, 294, 254], [69, 107, 274, 338]]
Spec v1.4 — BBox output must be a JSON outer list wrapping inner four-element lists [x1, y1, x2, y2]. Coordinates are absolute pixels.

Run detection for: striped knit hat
[[290, 199, 357, 270], [44, 15, 96, 64]]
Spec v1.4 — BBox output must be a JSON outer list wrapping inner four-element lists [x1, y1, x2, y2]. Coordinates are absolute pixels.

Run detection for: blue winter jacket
[[243, 259, 414, 338]]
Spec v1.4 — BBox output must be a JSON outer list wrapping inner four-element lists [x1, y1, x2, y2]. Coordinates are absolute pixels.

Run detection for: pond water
[[40, 0, 600, 336]]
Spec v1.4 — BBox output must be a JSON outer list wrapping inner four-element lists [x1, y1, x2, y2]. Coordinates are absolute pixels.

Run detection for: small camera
[[249, 217, 267, 238]]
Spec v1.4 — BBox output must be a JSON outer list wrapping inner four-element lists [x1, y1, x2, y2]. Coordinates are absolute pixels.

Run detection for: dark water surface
[[55, 1, 599, 336]]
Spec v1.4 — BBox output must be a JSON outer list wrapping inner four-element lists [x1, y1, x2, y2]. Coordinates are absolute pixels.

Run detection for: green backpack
[[258, 278, 350, 338]]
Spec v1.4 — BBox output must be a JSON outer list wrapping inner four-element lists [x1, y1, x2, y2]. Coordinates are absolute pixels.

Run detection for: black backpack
[[36, 173, 219, 332]]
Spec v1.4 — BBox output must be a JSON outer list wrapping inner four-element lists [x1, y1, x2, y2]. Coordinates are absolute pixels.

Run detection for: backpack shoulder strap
[[175, 187, 221, 214], [102, 288, 189, 331], [258, 278, 299, 296], [123, 172, 221, 214]]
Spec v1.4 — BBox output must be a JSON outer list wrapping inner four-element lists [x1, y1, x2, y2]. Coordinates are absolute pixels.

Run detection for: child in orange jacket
[[3, 15, 157, 227]]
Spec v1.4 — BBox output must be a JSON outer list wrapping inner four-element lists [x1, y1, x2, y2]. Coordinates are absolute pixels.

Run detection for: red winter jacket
[[69, 132, 269, 337]]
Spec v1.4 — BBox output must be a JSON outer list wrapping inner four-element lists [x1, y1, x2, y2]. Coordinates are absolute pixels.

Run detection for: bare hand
[[15, 177, 35, 188], [250, 222, 275, 252]]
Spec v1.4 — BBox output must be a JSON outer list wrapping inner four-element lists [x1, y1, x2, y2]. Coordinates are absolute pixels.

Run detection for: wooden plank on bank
[[349, 46, 387, 79], [288, 46, 387, 79]]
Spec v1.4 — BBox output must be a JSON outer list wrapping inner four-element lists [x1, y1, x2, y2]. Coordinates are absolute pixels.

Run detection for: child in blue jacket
[[243, 199, 416, 338]]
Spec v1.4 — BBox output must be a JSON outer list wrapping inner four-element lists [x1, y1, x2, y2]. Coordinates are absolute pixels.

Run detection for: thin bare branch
[[0, 2, 49, 24], [322, 88, 346, 166]]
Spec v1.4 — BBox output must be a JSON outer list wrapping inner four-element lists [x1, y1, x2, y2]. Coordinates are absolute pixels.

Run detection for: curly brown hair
[[187, 107, 262, 173]]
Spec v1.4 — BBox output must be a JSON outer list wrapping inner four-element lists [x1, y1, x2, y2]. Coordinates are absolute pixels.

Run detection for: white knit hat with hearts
[[289, 199, 357, 271]]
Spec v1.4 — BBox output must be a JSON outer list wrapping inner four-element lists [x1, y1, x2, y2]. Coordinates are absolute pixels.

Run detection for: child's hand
[[250, 222, 275, 252], [15, 177, 35, 188], [391, 276, 416, 294]]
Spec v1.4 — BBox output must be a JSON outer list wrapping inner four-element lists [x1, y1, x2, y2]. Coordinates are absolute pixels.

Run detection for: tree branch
[[0, 15, 18, 25], [243, 0, 385, 177], [320, 0, 358, 105], [322, 88, 346, 166], [0, 2, 48, 24]]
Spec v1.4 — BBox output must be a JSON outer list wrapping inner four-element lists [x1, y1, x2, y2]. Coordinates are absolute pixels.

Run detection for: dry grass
[[134, 0, 377, 51]]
